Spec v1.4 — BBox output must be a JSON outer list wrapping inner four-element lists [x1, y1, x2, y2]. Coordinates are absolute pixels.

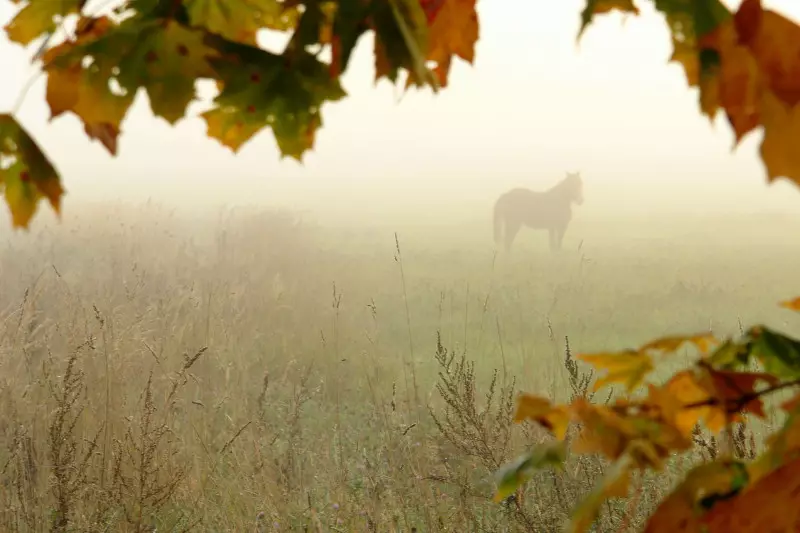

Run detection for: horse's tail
[[493, 196, 504, 246]]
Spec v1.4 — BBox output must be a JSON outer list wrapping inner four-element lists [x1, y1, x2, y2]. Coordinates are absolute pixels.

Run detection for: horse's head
[[565, 171, 584, 205]]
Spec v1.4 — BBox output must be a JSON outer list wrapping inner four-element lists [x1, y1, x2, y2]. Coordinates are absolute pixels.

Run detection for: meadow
[[1, 203, 799, 532]]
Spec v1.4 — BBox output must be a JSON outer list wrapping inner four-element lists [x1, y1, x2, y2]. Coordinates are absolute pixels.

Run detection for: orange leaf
[[663, 370, 725, 434], [571, 399, 638, 459], [420, 0, 479, 88], [702, 456, 800, 532], [734, 0, 800, 108], [513, 394, 572, 440], [779, 296, 800, 312], [644, 460, 748, 533], [640, 332, 719, 355], [759, 91, 800, 186]]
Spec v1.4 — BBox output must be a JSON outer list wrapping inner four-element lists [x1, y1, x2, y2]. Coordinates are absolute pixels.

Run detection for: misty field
[[1, 204, 799, 532]]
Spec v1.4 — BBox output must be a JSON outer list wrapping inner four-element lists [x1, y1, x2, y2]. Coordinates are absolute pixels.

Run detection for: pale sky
[[1, 0, 800, 226]]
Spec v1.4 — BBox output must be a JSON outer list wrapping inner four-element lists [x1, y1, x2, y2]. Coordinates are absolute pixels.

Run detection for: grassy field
[[1, 203, 799, 532]]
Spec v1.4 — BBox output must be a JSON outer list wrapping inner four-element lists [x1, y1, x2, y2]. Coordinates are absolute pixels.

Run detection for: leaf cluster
[[495, 299, 800, 533], [1, 0, 479, 227]]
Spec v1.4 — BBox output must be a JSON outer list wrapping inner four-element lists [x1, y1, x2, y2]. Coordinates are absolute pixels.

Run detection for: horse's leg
[[505, 219, 521, 253], [555, 227, 566, 250], [548, 228, 557, 252]]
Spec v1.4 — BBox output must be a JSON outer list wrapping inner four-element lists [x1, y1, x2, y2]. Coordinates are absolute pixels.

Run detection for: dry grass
[[0, 203, 798, 532]]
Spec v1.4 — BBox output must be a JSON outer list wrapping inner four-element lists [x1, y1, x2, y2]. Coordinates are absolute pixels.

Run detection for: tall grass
[[0, 203, 797, 531]]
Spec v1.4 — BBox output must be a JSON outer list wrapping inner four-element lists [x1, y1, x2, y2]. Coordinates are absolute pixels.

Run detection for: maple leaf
[[513, 394, 572, 439], [758, 91, 800, 186], [640, 332, 719, 355], [0, 114, 64, 229], [703, 369, 778, 419], [182, 0, 300, 46], [780, 296, 800, 312], [750, 394, 800, 481], [701, 455, 800, 533], [202, 43, 345, 159], [750, 326, 800, 379], [568, 452, 634, 533], [578, 0, 640, 39], [43, 16, 218, 152], [41, 16, 134, 154], [372, 0, 436, 88], [492, 441, 566, 503], [734, 0, 800, 109], [416, 0, 479, 88], [578, 350, 654, 392], [662, 370, 725, 433], [651, 0, 732, 88], [644, 460, 749, 533], [419, 0, 446, 24], [4, 0, 86, 46]]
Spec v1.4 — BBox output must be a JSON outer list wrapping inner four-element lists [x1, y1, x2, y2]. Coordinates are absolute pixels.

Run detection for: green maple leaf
[[0, 114, 64, 229], [201, 42, 346, 160], [45, 16, 218, 154], [372, 0, 435, 87], [182, 0, 300, 46], [4, 0, 86, 45]]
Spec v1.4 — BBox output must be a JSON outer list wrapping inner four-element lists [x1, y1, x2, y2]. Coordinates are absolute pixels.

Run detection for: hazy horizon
[[2, 0, 800, 231]]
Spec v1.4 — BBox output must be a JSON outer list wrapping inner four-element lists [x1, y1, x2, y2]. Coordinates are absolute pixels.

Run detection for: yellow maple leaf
[[578, 350, 653, 392], [0, 114, 64, 229], [663, 370, 725, 434], [513, 394, 571, 440], [640, 332, 719, 356], [779, 296, 800, 311]]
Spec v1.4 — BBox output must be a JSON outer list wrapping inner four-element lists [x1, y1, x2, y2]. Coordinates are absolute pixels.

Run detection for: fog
[[2, 0, 800, 233]]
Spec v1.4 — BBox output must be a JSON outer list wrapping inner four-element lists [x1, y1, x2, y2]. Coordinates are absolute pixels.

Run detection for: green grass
[[0, 203, 798, 532]]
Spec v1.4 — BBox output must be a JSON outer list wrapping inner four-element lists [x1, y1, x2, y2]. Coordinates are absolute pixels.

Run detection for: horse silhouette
[[493, 172, 584, 252]]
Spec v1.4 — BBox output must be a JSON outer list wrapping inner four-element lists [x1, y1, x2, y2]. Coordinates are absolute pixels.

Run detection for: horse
[[493, 172, 584, 253]]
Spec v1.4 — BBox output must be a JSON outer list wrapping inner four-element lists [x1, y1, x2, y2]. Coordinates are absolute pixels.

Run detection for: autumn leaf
[[578, 0, 640, 39], [182, 0, 300, 46], [492, 441, 566, 503], [758, 91, 800, 186], [662, 370, 724, 434], [651, 0, 732, 88], [780, 296, 800, 312], [417, 0, 479, 88], [0, 114, 64, 229], [328, 0, 373, 78], [706, 338, 754, 370], [644, 460, 749, 533], [701, 456, 800, 533], [640, 332, 719, 356], [750, 326, 800, 379], [372, 0, 436, 88], [734, 0, 800, 109], [578, 350, 653, 392], [568, 452, 634, 533], [4, 0, 86, 46], [512, 394, 571, 440], [703, 369, 778, 419], [751, 395, 800, 481], [202, 43, 345, 159], [43, 16, 218, 152]]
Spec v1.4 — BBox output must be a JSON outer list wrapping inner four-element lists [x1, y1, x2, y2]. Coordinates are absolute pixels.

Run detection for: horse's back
[[497, 187, 570, 228]]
